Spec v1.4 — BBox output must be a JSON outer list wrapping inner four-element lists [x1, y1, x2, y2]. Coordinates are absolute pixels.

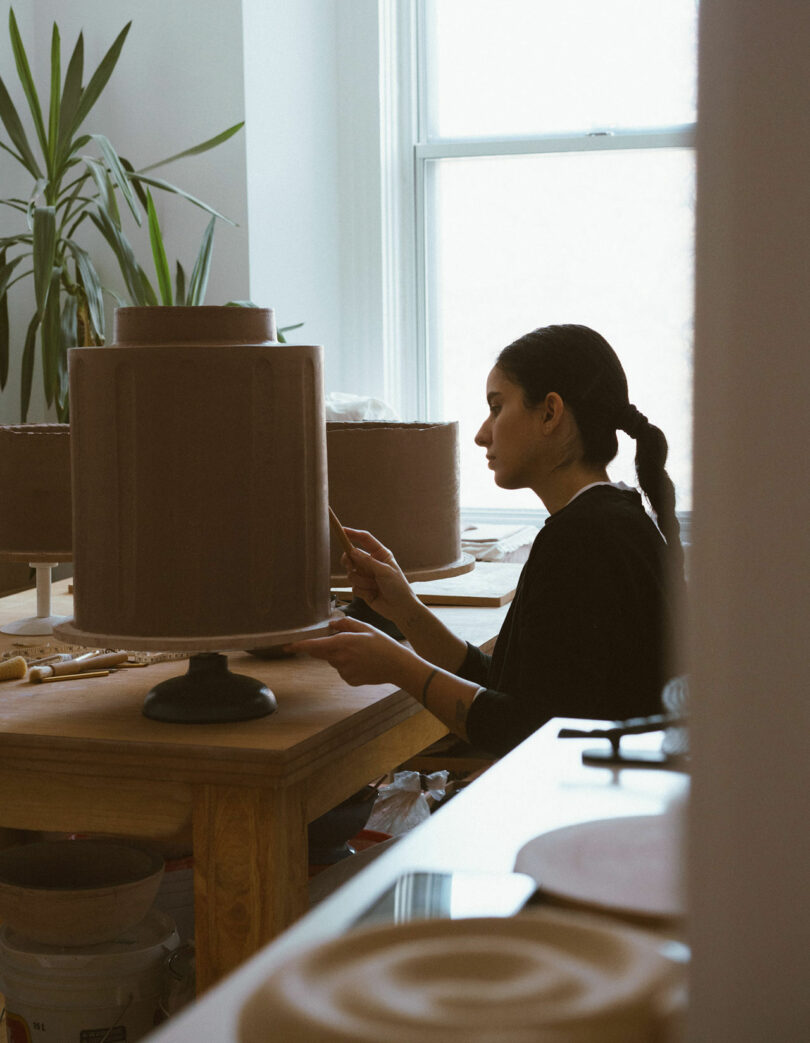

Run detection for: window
[[399, 0, 698, 519]]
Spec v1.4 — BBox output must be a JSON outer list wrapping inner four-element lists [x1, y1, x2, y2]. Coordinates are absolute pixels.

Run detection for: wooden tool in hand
[[328, 506, 355, 557]]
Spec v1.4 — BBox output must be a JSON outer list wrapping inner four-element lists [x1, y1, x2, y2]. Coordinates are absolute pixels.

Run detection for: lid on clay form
[[513, 813, 685, 924], [238, 908, 685, 1043], [112, 305, 278, 345]]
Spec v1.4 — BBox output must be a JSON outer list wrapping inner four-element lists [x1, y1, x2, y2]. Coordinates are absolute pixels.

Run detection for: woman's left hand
[[288, 616, 417, 687]]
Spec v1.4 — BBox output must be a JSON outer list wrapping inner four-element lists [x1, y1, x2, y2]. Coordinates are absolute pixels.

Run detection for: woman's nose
[[474, 420, 489, 446]]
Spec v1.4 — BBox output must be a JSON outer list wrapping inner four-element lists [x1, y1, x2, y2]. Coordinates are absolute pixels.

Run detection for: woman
[[291, 324, 685, 757]]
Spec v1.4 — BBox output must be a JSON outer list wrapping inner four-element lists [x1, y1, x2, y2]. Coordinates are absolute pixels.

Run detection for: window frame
[[379, 0, 697, 522]]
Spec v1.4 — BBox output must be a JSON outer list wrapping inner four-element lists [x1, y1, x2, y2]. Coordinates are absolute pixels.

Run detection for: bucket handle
[[161, 942, 196, 1017], [96, 994, 133, 1043]]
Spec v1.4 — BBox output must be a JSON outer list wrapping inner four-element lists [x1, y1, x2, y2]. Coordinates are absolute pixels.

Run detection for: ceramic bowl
[[0, 838, 164, 946]]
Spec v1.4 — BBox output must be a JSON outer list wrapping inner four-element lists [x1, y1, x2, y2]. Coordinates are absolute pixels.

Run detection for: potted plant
[[0, 7, 245, 421]]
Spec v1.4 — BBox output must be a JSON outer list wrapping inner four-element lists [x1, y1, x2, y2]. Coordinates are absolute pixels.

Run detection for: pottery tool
[[27, 652, 72, 667], [328, 506, 355, 557], [28, 651, 128, 683], [38, 670, 111, 682], [0, 656, 28, 681]]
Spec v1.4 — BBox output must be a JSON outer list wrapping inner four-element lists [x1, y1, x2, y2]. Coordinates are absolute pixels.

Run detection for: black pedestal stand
[[142, 652, 277, 723]]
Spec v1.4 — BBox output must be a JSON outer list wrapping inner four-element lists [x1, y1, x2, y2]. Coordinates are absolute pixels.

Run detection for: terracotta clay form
[[326, 422, 473, 582], [0, 424, 72, 558], [0, 424, 72, 635], [238, 908, 685, 1043], [59, 307, 332, 651]]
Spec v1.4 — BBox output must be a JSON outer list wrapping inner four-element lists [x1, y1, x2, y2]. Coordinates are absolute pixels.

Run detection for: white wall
[[688, 1, 810, 1037], [242, 0, 388, 400], [241, 0, 342, 392]]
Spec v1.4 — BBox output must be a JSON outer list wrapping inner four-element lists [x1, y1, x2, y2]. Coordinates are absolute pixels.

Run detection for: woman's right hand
[[341, 528, 420, 624]]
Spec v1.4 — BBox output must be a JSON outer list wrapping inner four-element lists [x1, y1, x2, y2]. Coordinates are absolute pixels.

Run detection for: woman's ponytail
[[618, 405, 685, 583]]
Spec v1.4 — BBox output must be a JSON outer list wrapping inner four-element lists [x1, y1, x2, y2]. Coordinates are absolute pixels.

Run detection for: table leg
[[192, 783, 309, 994]]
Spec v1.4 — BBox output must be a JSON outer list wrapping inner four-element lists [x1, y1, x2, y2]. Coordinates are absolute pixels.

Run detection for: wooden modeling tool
[[328, 506, 355, 557], [28, 651, 128, 683], [39, 670, 111, 682]]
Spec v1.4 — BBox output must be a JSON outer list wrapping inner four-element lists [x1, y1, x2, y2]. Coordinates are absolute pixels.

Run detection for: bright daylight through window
[[416, 0, 698, 518]]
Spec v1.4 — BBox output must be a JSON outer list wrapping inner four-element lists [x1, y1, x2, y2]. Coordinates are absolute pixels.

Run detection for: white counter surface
[[146, 718, 688, 1041]]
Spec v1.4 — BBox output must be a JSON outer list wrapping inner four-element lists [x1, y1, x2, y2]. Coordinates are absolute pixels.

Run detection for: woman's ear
[[541, 392, 565, 430]]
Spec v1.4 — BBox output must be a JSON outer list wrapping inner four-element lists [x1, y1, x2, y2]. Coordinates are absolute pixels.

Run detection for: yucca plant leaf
[[4, 268, 33, 293], [175, 261, 187, 306], [56, 30, 84, 159], [65, 239, 104, 341], [8, 8, 48, 164], [67, 22, 131, 144], [186, 215, 216, 306], [0, 252, 25, 298], [60, 292, 78, 350], [0, 201, 29, 219], [0, 74, 42, 177], [146, 190, 172, 305], [89, 208, 146, 305], [0, 137, 25, 169], [139, 122, 245, 173], [32, 206, 56, 318], [224, 300, 258, 308], [41, 267, 62, 406], [137, 267, 158, 307], [91, 134, 140, 225], [129, 173, 235, 224], [47, 23, 61, 171], [84, 157, 121, 229], [0, 248, 8, 388], [119, 156, 149, 209], [20, 312, 38, 422], [57, 294, 76, 417], [60, 174, 94, 231], [68, 133, 91, 154], [0, 233, 32, 251], [26, 177, 48, 228], [277, 322, 304, 344]]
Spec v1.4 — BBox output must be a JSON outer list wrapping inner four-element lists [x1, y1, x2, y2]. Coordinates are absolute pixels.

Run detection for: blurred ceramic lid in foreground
[[238, 907, 686, 1043]]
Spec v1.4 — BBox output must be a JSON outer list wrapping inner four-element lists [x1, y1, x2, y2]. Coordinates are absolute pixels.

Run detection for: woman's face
[[474, 367, 547, 490]]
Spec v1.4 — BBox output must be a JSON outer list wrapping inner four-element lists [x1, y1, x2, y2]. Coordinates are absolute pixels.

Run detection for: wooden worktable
[[0, 581, 508, 992]]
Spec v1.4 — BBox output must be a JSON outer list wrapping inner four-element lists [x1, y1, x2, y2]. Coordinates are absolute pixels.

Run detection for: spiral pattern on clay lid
[[238, 909, 684, 1043]]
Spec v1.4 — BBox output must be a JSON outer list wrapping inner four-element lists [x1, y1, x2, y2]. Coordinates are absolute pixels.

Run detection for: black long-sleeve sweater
[[460, 485, 678, 756]]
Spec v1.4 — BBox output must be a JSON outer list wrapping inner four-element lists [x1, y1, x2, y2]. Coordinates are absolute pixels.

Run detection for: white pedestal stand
[[0, 562, 70, 636]]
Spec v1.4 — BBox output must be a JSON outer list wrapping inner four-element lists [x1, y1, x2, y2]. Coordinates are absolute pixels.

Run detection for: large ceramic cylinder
[[0, 424, 72, 558], [326, 421, 471, 581], [65, 307, 331, 649]]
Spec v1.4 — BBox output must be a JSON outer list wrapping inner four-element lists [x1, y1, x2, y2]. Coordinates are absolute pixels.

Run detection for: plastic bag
[[325, 392, 399, 422], [365, 770, 449, 836]]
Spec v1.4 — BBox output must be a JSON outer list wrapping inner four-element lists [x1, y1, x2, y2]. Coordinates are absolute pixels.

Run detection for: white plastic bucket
[[152, 856, 194, 943], [0, 909, 180, 1042]]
